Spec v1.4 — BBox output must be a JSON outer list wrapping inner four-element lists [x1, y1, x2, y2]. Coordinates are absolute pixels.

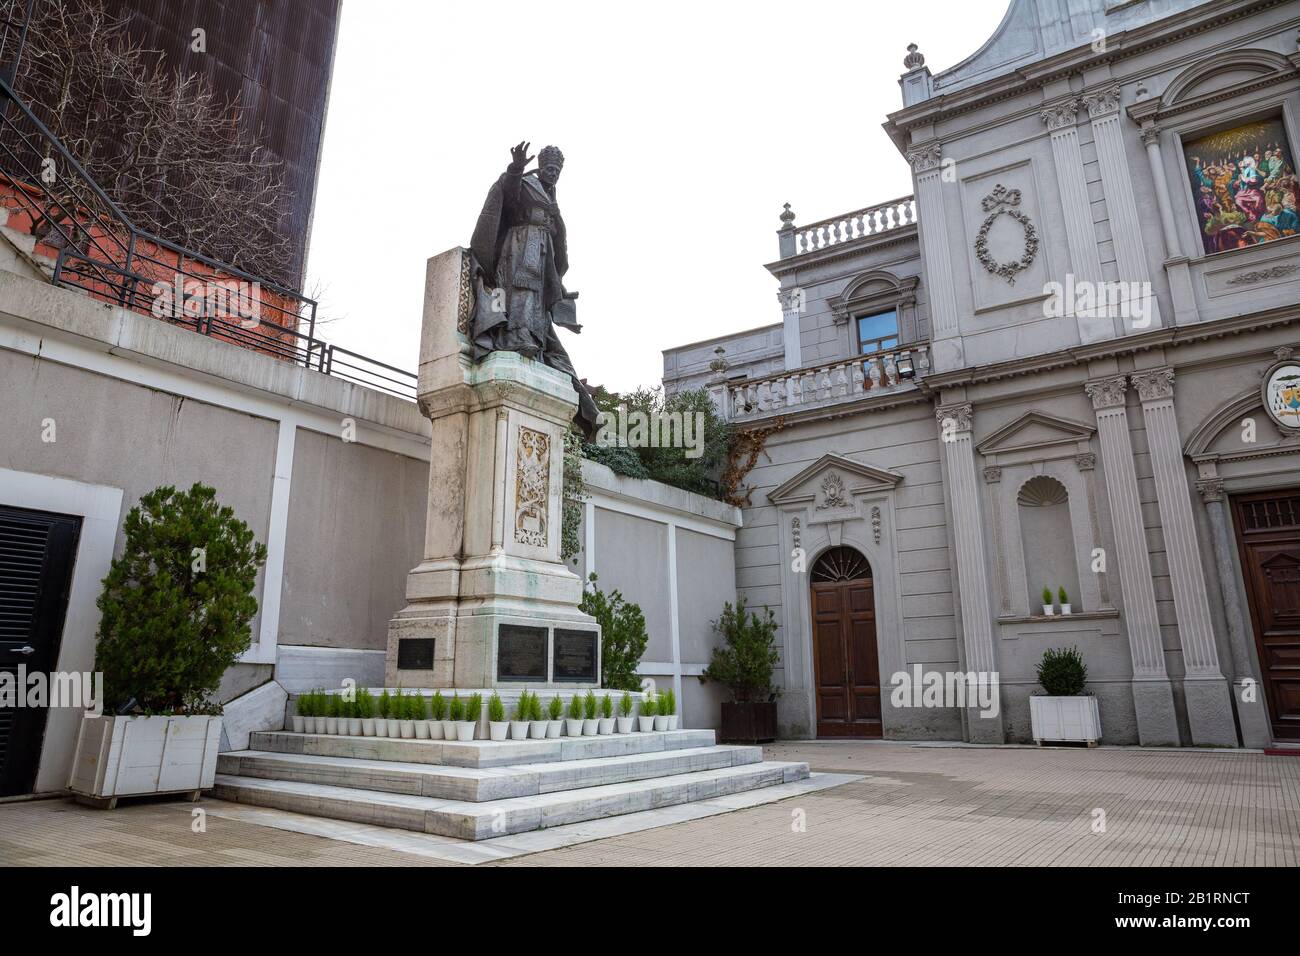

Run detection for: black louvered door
[[0, 506, 81, 796]]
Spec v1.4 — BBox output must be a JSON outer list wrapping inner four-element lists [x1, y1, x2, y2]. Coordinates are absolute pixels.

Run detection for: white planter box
[[68, 714, 221, 805], [1029, 695, 1101, 745]]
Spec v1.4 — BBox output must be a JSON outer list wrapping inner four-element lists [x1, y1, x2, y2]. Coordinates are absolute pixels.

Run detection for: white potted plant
[[598, 693, 615, 734], [409, 692, 428, 739], [1041, 585, 1055, 617], [1058, 587, 1072, 615], [458, 693, 481, 742], [396, 690, 414, 739], [428, 691, 446, 739], [662, 688, 678, 730], [546, 695, 564, 738], [443, 694, 461, 741], [69, 483, 265, 805], [653, 691, 669, 732], [527, 692, 548, 739], [582, 690, 599, 736], [371, 690, 389, 737], [291, 692, 307, 733], [386, 691, 403, 738], [487, 691, 509, 741], [323, 694, 339, 735], [347, 697, 363, 736], [616, 692, 635, 734], [510, 692, 530, 740], [565, 694, 584, 737], [358, 689, 376, 737], [1029, 645, 1101, 745], [638, 694, 657, 732]]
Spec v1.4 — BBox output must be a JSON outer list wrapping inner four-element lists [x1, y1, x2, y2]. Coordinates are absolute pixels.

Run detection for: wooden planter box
[[719, 701, 777, 744], [68, 714, 222, 807], [1029, 695, 1101, 746]]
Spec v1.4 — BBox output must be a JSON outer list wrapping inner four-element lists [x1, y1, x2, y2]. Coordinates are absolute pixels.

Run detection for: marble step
[[213, 760, 810, 840], [247, 728, 716, 769], [217, 744, 764, 802]]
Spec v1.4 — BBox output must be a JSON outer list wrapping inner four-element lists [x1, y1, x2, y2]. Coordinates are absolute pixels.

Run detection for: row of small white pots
[[484, 713, 679, 740], [291, 715, 480, 740]]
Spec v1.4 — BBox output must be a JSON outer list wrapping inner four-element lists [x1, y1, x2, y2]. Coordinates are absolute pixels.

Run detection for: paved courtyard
[[2, 741, 1297, 866]]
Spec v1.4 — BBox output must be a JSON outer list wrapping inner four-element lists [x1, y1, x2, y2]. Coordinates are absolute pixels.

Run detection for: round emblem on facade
[[1261, 359, 1300, 431]]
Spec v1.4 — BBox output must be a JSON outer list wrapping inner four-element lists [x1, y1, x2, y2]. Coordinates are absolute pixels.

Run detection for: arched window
[[811, 546, 872, 583], [1017, 476, 1081, 612]]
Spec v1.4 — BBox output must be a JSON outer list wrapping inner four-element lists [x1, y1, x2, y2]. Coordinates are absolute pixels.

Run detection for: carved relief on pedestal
[[514, 426, 551, 547], [456, 249, 474, 334]]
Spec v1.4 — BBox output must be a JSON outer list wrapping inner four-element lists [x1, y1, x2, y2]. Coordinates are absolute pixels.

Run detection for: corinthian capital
[[1196, 478, 1225, 502], [1082, 84, 1121, 119], [1040, 98, 1079, 132], [907, 142, 942, 173], [1131, 367, 1175, 402], [936, 402, 973, 434], [1084, 375, 1128, 410]]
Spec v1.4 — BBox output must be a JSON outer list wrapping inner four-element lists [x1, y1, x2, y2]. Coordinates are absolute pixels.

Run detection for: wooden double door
[[1234, 491, 1300, 741], [810, 547, 882, 738]]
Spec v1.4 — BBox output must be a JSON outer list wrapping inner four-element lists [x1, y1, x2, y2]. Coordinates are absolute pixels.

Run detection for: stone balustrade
[[781, 196, 917, 258], [722, 343, 929, 422]]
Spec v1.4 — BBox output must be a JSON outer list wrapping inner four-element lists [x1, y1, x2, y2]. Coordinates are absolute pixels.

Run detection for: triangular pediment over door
[[767, 453, 904, 510]]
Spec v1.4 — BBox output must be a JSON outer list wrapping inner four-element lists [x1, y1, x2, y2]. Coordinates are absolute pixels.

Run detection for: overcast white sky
[[304, 0, 1010, 392]]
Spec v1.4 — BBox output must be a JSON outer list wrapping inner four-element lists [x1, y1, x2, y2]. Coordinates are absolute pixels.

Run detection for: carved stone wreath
[[973, 184, 1039, 285]]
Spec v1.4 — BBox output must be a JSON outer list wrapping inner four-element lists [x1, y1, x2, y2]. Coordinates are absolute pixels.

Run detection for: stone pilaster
[[1131, 368, 1235, 745], [910, 142, 962, 371], [1040, 98, 1109, 343], [1084, 374, 1178, 745], [936, 402, 1003, 742], [1082, 85, 1162, 331], [777, 286, 803, 371], [1195, 477, 1272, 748], [1137, 123, 1199, 324]]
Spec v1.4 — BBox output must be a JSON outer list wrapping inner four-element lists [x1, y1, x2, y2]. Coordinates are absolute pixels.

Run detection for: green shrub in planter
[[296, 691, 313, 718], [488, 692, 506, 723], [568, 694, 584, 720], [1036, 645, 1088, 696], [660, 687, 676, 717], [701, 598, 779, 703], [356, 689, 374, 719], [1058, 586, 1069, 606], [549, 695, 565, 720], [1041, 586, 1053, 608], [94, 483, 267, 714], [583, 690, 598, 720], [512, 691, 530, 721], [601, 694, 613, 718], [620, 692, 633, 717], [430, 690, 446, 721], [579, 573, 649, 691], [377, 689, 391, 720], [407, 692, 426, 720], [449, 694, 464, 721], [640, 695, 657, 717], [464, 693, 483, 723], [529, 693, 545, 721], [328, 694, 341, 719]]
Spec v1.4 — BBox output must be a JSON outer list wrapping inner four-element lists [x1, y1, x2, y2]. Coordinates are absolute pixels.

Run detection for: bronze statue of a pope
[[469, 141, 598, 437]]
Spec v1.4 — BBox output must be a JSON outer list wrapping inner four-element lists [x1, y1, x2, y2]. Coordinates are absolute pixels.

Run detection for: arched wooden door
[[810, 547, 882, 738]]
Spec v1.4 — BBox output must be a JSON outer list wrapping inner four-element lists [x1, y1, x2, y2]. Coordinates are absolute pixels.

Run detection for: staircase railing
[[0, 71, 417, 401]]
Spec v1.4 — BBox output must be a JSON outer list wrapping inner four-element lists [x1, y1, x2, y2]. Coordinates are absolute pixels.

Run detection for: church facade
[[663, 0, 1300, 747]]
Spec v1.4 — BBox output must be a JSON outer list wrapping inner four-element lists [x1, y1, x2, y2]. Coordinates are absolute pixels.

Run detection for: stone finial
[[903, 43, 925, 70], [779, 202, 796, 228]]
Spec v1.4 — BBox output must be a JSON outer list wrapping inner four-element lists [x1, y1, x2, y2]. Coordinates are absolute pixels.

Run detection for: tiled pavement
[[2, 741, 1297, 866]]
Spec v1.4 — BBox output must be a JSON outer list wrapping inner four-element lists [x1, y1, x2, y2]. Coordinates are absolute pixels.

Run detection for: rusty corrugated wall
[[106, 0, 341, 289]]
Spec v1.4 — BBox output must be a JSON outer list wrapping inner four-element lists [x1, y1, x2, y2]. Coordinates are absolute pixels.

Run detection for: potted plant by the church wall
[[637, 694, 656, 732], [662, 688, 678, 731], [1058, 587, 1072, 615], [387, 692, 404, 738], [358, 689, 376, 737], [510, 691, 531, 740], [617, 692, 634, 734], [598, 693, 615, 734], [291, 694, 307, 733], [546, 695, 564, 737], [1029, 645, 1101, 746], [375, 690, 390, 737], [702, 599, 780, 744], [323, 693, 338, 735], [446, 694, 464, 740], [566, 694, 584, 736], [488, 691, 509, 741], [582, 690, 599, 736], [70, 483, 266, 805], [528, 693, 548, 739], [1041, 586, 1055, 616], [460, 693, 482, 741], [429, 691, 446, 739]]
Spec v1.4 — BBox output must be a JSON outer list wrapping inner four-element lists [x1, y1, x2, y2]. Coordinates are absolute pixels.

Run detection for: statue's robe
[[469, 164, 598, 437]]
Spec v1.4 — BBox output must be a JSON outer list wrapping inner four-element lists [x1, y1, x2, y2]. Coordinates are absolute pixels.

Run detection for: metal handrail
[[0, 69, 417, 401]]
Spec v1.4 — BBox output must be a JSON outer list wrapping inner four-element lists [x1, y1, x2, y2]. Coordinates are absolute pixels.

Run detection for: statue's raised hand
[[509, 141, 534, 172]]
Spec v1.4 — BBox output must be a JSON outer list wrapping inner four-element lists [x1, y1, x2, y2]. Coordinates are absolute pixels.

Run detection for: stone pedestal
[[385, 247, 600, 689]]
